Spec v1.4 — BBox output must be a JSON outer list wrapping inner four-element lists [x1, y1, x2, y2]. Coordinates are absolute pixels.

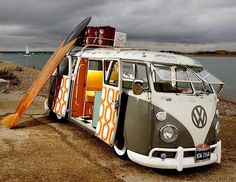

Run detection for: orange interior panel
[[72, 59, 88, 117], [87, 70, 103, 90]]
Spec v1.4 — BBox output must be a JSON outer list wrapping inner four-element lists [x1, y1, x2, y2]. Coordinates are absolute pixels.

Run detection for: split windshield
[[151, 64, 224, 95]]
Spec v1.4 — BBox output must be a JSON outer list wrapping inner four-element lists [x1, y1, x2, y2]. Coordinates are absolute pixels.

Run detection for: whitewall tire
[[113, 138, 128, 159]]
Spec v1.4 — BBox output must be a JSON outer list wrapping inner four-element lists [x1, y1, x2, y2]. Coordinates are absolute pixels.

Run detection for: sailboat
[[24, 44, 31, 56]]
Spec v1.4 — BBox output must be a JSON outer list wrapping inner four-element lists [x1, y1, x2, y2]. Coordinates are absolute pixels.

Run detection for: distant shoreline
[[160, 50, 236, 57]]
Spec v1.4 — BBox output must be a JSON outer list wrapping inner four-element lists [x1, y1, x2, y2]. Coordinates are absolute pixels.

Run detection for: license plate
[[195, 144, 211, 163]]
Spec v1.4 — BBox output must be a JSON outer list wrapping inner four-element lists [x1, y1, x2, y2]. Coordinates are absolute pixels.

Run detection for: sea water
[[0, 53, 50, 70], [193, 56, 236, 102], [0, 54, 235, 102]]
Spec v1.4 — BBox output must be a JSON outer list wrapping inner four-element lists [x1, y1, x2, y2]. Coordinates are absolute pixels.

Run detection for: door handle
[[112, 100, 120, 110]]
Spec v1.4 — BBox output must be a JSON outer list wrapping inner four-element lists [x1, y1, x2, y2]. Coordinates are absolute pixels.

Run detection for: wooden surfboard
[[1, 17, 91, 128]]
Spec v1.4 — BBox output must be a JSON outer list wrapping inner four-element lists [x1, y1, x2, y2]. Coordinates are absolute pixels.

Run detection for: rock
[[219, 99, 236, 116], [0, 79, 9, 93]]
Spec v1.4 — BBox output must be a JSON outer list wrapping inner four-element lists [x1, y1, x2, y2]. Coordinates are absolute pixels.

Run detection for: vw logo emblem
[[191, 106, 207, 128]]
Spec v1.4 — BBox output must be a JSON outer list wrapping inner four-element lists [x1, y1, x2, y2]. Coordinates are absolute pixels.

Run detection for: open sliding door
[[52, 56, 72, 118], [96, 60, 121, 145]]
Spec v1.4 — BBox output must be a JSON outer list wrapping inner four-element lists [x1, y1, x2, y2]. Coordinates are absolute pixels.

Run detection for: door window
[[104, 60, 119, 87]]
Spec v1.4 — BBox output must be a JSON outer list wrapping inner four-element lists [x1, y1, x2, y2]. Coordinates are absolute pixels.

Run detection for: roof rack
[[68, 44, 151, 57]]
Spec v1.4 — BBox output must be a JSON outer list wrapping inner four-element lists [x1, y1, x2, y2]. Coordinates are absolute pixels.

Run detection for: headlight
[[215, 121, 220, 138], [160, 125, 178, 143], [156, 112, 167, 121]]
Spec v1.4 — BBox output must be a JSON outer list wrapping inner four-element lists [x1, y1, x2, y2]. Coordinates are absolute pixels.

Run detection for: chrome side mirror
[[132, 79, 144, 95]]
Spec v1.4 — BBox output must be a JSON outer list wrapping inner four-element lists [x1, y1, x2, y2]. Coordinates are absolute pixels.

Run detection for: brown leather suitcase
[[83, 26, 115, 46]]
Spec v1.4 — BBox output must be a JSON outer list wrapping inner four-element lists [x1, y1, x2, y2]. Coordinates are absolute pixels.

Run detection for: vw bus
[[45, 31, 224, 172]]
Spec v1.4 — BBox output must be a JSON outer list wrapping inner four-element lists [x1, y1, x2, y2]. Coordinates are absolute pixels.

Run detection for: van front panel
[[151, 92, 217, 147]]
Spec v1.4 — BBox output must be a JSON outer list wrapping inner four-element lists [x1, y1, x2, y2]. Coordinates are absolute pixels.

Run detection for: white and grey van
[[45, 47, 224, 171]]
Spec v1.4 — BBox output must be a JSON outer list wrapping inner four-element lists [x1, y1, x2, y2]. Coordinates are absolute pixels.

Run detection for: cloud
[[0, 0, 235, 51]]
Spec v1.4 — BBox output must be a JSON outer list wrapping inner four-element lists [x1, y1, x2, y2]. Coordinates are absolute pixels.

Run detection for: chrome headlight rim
[[160, 124, 179, 143]]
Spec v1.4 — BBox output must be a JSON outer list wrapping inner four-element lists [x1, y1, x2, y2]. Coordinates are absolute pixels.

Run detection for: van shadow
[[13, 115, 68, 129]]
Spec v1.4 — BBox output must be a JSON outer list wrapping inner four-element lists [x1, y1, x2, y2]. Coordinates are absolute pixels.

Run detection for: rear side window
[[58, 57, 69, 75]]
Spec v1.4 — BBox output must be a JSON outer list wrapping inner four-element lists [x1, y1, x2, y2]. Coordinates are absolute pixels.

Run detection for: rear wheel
[[113, 137, 128, 159], [48, 110, 63, 121], [48, 110, 56, 119]]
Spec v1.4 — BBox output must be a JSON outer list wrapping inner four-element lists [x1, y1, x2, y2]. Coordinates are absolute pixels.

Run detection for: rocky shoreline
[[0, 61, 49, 97], [1, 61, 235, 116]]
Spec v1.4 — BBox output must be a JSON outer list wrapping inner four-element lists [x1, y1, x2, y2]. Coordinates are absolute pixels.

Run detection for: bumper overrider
[[127, 140, 221, 171]]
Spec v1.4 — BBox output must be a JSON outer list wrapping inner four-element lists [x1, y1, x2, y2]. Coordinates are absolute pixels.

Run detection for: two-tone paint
[[46, 48, 223, 171]]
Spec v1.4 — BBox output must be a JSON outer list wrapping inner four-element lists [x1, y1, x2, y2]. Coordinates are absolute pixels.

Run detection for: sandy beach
[[0, 61, 236, 181]]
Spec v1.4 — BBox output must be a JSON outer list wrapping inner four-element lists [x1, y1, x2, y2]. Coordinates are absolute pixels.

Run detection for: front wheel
[[113, 137, 128, 159]]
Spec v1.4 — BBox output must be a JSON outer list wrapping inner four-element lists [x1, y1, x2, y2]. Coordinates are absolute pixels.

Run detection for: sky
[[0, 0, 236, 52]]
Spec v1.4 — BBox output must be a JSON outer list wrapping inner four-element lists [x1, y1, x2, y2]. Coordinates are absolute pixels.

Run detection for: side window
[[71, 56, 77, 73], [88, 60, 103, 71], [122, 62, 149, 90], [58, 57, 69, 75], [136, 64, 149, 89], [104, 60, 119, 87], [123, 62, 135, 80]]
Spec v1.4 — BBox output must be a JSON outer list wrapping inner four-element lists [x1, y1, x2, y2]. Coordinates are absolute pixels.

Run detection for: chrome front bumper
[[127, 140, 221, 171]]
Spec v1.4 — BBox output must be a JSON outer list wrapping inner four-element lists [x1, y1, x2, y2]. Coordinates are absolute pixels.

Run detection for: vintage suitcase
[[113, 32, 127, 47], [83, 26, 100, 45], [83, 26, 115, 46], [98, 26, 116, 46]]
